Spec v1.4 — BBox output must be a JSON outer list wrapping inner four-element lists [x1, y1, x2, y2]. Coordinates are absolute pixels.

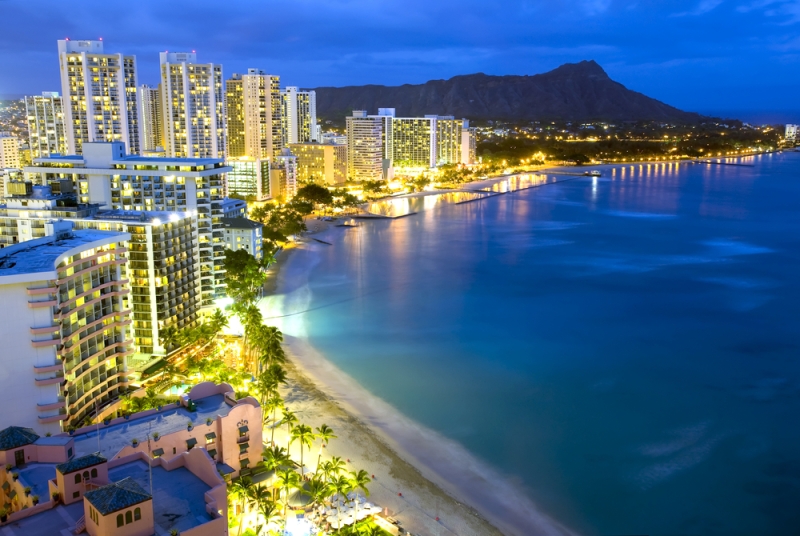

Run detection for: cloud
[[736, 0, 800, 22]]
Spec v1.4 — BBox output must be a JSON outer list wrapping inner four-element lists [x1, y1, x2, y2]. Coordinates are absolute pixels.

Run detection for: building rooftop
[[72, 394, 232, 459], [109, 461, 213, 533], [220, 217, 262, 230], [2, 501, 85, 536], [33, 435, 73, 447], [89, 209, 193, 224], [0, 230, 128, 278], [84, 477, 151, 515], [17, 463, 56, 500], [56, 453, 106, 475], [0, 426, 39, 450]]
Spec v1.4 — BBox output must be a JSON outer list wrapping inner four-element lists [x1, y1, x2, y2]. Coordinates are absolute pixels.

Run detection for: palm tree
[[349, 469, 371, 522], [327, 474, 353, 530], [276, 468, 301, 516], [315, 424, 337, 471], [257, 498, 281, 533], [262, 445, 291, 500], [159, 326, 179, 354], [264, 396, 284, 444], [209, 308, 229, 335], [290, 424, 315, 477], [323, 456, 346, 483], [229, 476, 253, 536], [302, 476, 331, 511], [281, 410, 298, 454], [248, 486, 271, 527]]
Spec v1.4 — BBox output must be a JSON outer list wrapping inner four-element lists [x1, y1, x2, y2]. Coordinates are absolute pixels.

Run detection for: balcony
[[34, 363, 63, 374], [35, 372, 65, 386]]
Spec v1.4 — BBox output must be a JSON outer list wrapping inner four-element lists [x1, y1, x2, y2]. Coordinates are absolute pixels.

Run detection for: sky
[[1, 0, 799, 120]]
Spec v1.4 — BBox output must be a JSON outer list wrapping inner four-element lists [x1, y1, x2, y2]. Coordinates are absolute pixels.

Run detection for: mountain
[[313, 61, 705, 124]]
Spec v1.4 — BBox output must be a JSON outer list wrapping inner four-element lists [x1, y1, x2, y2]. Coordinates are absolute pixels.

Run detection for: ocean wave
[[702, 239, 774, 256], [602, 209, 677, 219]]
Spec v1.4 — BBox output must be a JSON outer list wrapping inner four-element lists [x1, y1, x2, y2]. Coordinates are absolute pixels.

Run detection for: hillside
[[313, 61, 705, 123]]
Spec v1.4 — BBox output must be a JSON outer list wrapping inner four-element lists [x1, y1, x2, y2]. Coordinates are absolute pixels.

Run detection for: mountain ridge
[[313, 60, 706, 124]]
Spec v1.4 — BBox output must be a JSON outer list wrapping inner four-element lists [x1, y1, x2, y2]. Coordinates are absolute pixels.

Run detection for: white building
[[159, 52, 225, 158], [346, 111, 387, 181], [222, 197, 247, 218], [226, 69, 282, 160], [0, 132, 20, 169], [23, 142, 228, 307], [226, 157, 272, 201], [57, 40, 141, 155], [0, 227, 132, 433], [272, 148, 298, 199], [25, 92, 68, 158], [138, 84, 162, 152], [281, 87, 317, 145], [786, 124, 798, 145], [221, 218, 263, 260]]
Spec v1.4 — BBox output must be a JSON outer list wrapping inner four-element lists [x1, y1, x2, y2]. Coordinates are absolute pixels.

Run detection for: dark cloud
[[0, 0, 798, 115]]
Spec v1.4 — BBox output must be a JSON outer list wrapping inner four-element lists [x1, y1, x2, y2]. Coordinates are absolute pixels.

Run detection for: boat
[[583, 170, 602, 177]]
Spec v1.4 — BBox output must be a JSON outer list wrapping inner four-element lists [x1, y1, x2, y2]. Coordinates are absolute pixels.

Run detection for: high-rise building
[[289, 142, 346, 185], [227, 157, 272, 201], [436, 116, 465, 166], [23, 142, 228, 307], [159, 52, 224, 158], [0, 132, 20, 169], [225, 69, 282, 159], [138, 84, 162, 152], [25, 92, 68, 158], [0, 185, 202, 361], [281, 87, 317, 145], [57, 40, 141, 155], [391, 116, 436, 169], [346, 111, 387, 181], [786, 124, 798, 145], [461, 125, 477, 165], [0, 226, 132, 432]]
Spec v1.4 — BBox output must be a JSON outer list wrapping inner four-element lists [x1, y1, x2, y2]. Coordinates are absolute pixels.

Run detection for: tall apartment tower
[[138, 84, 163, 152], [0, 133, 20, 169], [57, 40, 141, 155], [25, 92, 68, 158], [281, 87, 317, 145], [24, 142, 228, 307], [346, 111, 387, 181], [225, 69, 282, 159], [0, 227, 132, 432], [160, 52, 225, 158]]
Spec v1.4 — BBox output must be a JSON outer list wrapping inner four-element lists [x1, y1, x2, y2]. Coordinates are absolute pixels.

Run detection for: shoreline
[[263, 225, 578, 536]]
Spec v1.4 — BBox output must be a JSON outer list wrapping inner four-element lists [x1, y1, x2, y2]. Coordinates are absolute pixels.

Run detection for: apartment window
[[74, 474, 81, 484], [134, 507, 141, 521], [126, 511, 132, 524], [117, 514, 124, 527]]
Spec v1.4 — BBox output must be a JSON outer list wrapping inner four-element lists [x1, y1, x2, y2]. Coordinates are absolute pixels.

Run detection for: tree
[[248, 486, 272, 528], [321, 456, 346, 483], [264, 396, 284, 445], [223, 249, 268, 309], [229, 476, 253, 536], [302, 476, 331, 510], [349, 469, 371, 521], [315, 424, 337, 471], [326, 474, 353, 529], [290, 424, 315, 476], [159, 326, 179, 354], [296, 183, 334, 207], [276, 468, 301, 516], [209, 309, 229, 335], [257, 498, 281, 532], [281, 410, 298, 453]]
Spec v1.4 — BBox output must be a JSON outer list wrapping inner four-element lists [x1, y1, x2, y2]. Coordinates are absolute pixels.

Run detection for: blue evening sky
[[1, 0, 798, 120]]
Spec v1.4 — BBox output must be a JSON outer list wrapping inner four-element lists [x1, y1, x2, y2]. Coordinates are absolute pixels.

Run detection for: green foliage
[[295, 183, 334, 206], [223, 249, 269, 309]]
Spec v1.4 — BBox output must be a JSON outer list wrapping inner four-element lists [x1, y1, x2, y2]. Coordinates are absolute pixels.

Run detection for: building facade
[[226, 157, 271, 201], [221, 197, 247, 218], [289, 142, 346, 185], [0, 228, 133, 433], [281, 87, 317, 145], [57, 40, 140, 155], [0, 132, 21, 169], [271, 148, 298, 199], [225, 69, 282, 160], [137, 84, 162, 152], [23, 142, 228, 307], [221, 218, 263, 260], [159, 52, 224, 159], [25, 92, 68, 159], [346, 111, 386, 181], [786, 124, 798, 146]]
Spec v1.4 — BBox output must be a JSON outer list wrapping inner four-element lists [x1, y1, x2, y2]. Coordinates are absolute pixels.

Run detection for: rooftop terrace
[[0, 501, 84, 536], [72, 394, 232, 459]]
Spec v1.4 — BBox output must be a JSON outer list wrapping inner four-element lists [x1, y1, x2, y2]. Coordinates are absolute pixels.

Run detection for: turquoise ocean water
[[274, 153, 800, 535]]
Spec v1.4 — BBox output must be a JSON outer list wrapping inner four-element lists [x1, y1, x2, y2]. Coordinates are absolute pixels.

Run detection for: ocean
[[268, 153, 800, 535]]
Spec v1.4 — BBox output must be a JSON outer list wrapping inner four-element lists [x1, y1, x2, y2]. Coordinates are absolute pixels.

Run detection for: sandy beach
[[262, 219, 579, 536]]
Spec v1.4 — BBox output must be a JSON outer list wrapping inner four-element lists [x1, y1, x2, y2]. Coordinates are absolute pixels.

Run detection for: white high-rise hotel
[[25, 92, 68, 158], [57, 40, 141, 155], [160, 52, 225, 158], [281, 87, 317, 145]]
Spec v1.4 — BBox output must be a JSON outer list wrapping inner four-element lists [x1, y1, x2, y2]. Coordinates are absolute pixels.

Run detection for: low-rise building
[[786, 124, 798, 146], [221, 218, 263, 260], [289, 142, 347, 185], [222, 197, 248, 218]]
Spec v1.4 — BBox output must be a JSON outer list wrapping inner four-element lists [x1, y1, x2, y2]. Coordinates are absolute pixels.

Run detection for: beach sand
[[261, 218, 579, 536]]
